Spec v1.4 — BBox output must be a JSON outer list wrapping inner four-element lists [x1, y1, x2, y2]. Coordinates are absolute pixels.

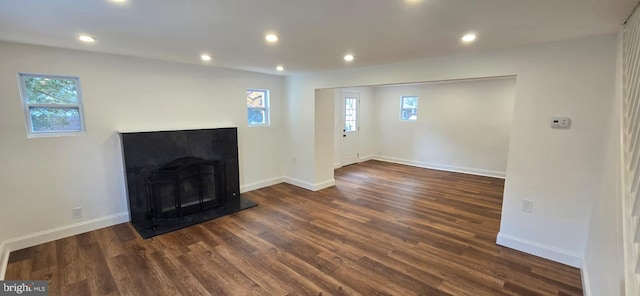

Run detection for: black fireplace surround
[[120, 128, 257, 238]]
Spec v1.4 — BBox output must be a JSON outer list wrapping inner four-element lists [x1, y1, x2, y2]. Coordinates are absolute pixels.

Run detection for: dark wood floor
[[5, 160, 583, 295]]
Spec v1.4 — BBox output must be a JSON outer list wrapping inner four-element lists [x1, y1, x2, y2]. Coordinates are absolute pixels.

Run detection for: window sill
[[27, 131, 87, 139]]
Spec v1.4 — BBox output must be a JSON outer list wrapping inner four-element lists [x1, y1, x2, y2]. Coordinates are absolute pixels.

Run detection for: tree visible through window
[[401, 96, 418, 121], [18, 73, 86, 137], [247, 89, 269, 126]]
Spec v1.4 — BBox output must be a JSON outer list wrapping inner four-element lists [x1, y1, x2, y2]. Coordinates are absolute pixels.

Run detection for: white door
[[340, 91, 359, 166]]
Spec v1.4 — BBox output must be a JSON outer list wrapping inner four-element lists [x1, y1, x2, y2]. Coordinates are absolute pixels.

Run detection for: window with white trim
[[18, 73, 86, 137], [400, 96, 418, 121], [247, 89, 270, 126]]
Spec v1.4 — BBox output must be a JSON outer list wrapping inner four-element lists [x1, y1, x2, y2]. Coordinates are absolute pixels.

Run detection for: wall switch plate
[[551, 117, 571, 129], [522, 200, 533, 213], [72, 207, 82, 219]]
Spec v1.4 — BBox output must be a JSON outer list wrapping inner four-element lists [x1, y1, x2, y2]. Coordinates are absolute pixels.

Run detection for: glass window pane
[[344, 97, 357, 132], [402, 96, 417, 108], [29, 107, 81, 132], [346, 97, 357, 109], [247, 90, 265, 108], [401, 108, 418, 121], [248, 108, 265, 125], [345, 121, 355, 132], [24, 76, 79, 104]]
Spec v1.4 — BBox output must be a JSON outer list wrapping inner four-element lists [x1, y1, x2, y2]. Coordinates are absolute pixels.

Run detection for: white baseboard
[[581, 258, 591, 296], [240, 176, 285, 193], [4, 212, 129, 257], [496, 232, 582, 268], [241, 175, 338, 193], [333, 154, 377, 170], [284, 177, 335, 191], [314, 179, 336, 191], [0, 212, 129, 280], [358, 154, 375, 162], [373, 155, 506, 179], [0, 241, 8, 280], [284, 176, 315, 190]]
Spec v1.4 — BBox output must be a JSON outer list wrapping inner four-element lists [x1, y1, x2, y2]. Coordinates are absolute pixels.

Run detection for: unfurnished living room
[[1, 0, 639, 295]]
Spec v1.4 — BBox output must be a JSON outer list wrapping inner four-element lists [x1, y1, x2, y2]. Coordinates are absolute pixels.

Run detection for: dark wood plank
[[5, 160, 583, 295]]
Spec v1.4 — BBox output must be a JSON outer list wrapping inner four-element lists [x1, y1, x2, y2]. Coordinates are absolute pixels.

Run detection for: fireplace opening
[[144, 157, 225, 220]]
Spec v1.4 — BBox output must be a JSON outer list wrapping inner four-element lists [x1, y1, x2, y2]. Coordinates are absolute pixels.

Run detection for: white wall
[[333, 89, 341, 167], [0, 41, 285, 251], [314, 89, 336, 188], [497, 38, 616, 267], [373, 78, 516, 178], [356, 87, 377, 161], [290, 36, 616, 267], [582, 32, 625, 296]]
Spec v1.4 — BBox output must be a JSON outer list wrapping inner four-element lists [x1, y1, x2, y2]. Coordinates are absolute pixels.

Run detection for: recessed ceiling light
[[276, 66, 284, 71], [109, 0, 126, 3], [200, 54, 212, 61], [462, 34, 477, 43], [344, 54, 354, 62], [78, 35, 96, 43], [265, 34, 279, 43]]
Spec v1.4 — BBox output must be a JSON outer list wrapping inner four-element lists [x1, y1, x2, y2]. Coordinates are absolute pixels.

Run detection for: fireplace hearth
[[120, 128, 257, 238]]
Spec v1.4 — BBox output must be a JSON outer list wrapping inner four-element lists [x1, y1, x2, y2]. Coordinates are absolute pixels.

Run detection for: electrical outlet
[[72, 207, 82, 219], [522, 200, 533, 213]]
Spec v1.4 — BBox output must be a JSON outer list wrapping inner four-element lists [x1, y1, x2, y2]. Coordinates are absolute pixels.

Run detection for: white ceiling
[[0, 0, 637, 75]]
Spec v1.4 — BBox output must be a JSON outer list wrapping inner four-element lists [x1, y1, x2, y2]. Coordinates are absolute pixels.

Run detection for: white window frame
[[246, 88, 270, 126], [17, 73, 87, 138], [400, 96, 418, 121]]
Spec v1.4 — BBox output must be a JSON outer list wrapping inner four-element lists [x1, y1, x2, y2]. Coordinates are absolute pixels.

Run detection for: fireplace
[[120, 127, 257, 238]]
